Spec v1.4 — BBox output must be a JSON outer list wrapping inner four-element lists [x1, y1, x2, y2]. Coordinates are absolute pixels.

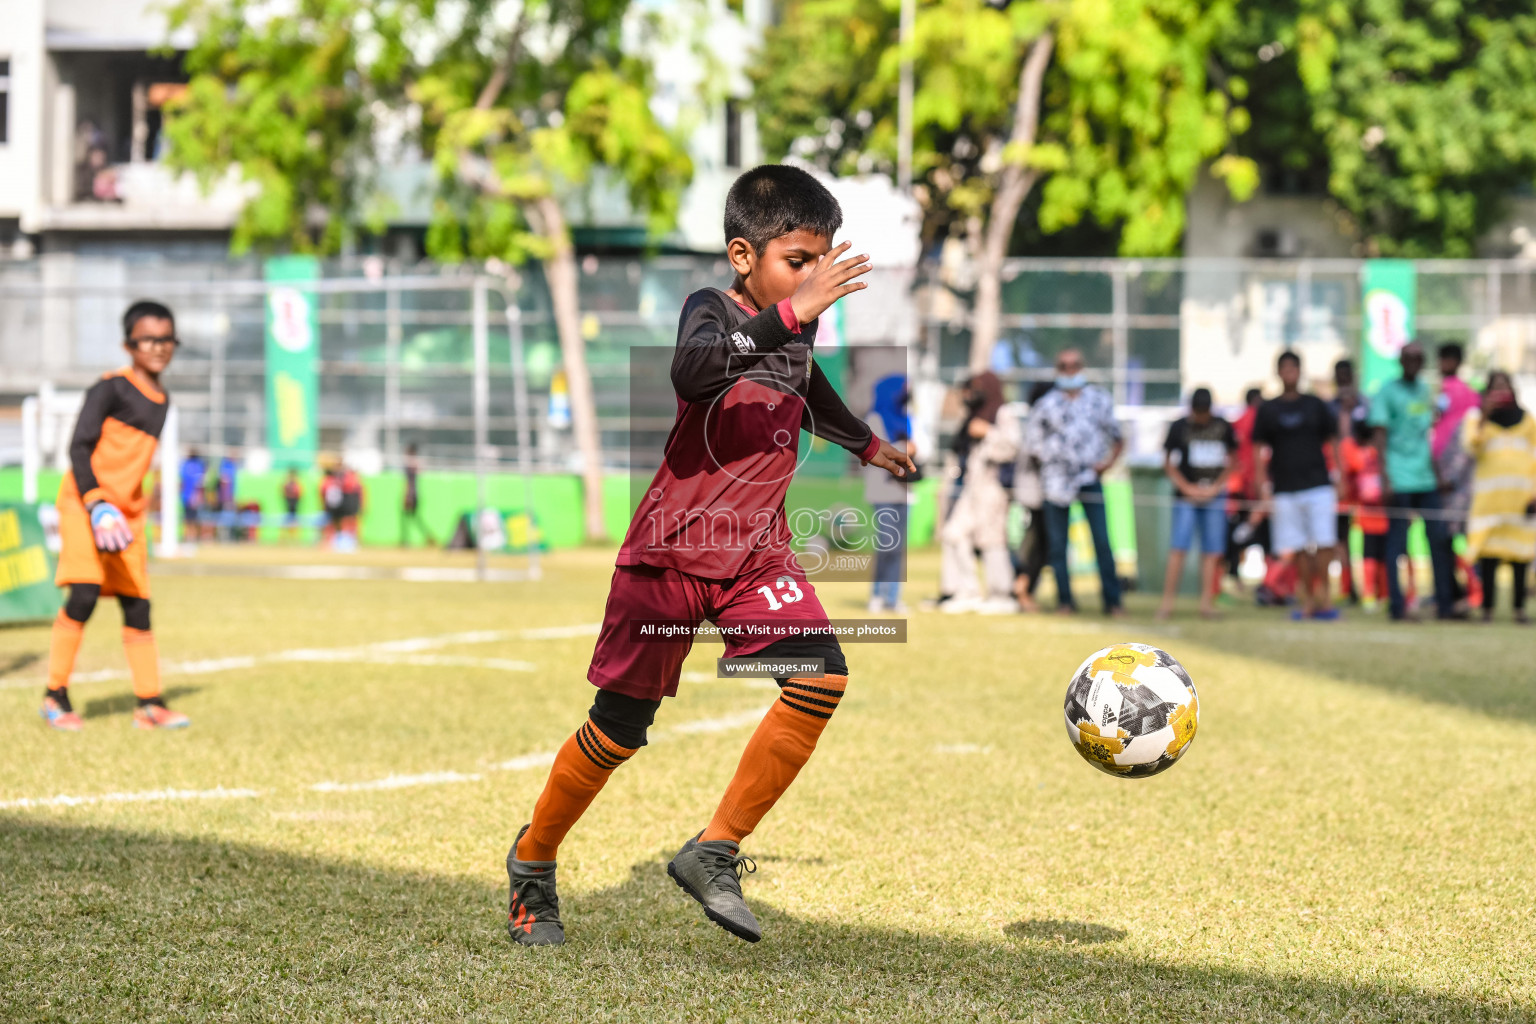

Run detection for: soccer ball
[[1063, 643, 1199, 779]]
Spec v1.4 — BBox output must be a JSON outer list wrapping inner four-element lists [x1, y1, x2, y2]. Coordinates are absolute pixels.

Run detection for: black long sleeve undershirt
[[668, 289, 876, 456], [670, 292, 803, 404], [69, 380, 113, 499], [801, 360, 875, 454]]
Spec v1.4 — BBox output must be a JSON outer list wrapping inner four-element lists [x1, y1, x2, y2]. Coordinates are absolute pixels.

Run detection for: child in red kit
[[505, 166, 913, 947]]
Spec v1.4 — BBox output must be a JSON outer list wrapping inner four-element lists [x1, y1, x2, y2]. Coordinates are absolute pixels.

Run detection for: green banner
[[1361, 259, 1416, 395], [265, 255, 321, 467], [0, 504, 60, 623]]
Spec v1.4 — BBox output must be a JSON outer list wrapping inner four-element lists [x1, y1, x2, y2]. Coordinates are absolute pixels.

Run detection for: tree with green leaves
[[753, 0, 1257, 371], [1224, 1, 1536, 258], [164, 0, 696, 540]]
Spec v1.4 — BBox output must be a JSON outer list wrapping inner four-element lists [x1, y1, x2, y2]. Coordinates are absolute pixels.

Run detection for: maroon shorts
[[587, 548, 834, 701]]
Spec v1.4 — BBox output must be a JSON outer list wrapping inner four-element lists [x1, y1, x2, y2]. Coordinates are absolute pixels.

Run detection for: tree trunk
[[534, 195, 609, 543], [968, 31, 1055, 373]]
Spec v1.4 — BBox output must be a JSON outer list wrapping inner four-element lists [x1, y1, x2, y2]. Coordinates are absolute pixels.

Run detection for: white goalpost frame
[[159, 405, 180, 559]]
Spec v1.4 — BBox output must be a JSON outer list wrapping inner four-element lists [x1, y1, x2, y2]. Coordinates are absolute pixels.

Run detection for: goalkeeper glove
[[88, 501, 134, 552]]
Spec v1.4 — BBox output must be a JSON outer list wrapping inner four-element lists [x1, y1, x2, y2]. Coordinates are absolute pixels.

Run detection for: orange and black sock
[[122, 628, 162, 705], [516, 719, 639, 863], [46, 610, 85, 702], [701, 674, 848, 845]]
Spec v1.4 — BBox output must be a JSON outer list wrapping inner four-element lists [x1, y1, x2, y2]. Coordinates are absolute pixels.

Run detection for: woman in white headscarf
[[939, 372, 1019, 614]]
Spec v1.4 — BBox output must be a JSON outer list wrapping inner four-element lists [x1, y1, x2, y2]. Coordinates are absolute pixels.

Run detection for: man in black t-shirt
[[1158, 387, 1236, 619], [1251, 350, 1341, 620]]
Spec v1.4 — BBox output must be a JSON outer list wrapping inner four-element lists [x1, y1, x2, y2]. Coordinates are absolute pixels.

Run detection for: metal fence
[[2, 254, 1535, 474]]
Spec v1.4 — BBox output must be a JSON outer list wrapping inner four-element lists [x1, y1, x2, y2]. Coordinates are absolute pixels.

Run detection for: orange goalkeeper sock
[[47, 611, 85, 692], [701, 675, 848, 844], [122, 628, 161, 700], [516, 719, 639, 862]]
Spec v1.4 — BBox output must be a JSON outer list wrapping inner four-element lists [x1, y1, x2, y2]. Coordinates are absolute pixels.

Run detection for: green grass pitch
[[2, 547, 1534, 1022]]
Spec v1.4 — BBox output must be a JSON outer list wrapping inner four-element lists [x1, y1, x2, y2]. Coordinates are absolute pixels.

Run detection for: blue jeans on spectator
[[870, 502, 908, 608], [1044, 481, 1122, 612], [1385, 490, 1456, 619], [1170, 499, 1227, 554]]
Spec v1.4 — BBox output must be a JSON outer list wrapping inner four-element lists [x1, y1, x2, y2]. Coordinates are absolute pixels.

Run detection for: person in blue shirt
[[1367, 341, 1459, 621], [179, 448, 205, 542]]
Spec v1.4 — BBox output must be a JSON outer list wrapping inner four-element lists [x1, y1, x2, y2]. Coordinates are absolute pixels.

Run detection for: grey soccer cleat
[[506, 824, 564, 946], [667, 832, 761, 942]]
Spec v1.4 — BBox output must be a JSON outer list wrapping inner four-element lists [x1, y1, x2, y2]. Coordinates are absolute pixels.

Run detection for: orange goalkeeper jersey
[[57, 368, 168, 518]]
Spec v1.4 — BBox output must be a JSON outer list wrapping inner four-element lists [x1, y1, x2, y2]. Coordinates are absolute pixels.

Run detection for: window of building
[[725, 99, 742, 169], [0, 60, 11, 144]]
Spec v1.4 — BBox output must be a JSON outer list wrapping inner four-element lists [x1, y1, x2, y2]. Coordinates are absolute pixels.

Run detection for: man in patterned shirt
[[1025, 348, 1125, 616]]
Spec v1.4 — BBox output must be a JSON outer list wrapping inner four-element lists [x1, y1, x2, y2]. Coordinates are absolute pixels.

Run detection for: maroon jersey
[[617, 289, 881, 578]]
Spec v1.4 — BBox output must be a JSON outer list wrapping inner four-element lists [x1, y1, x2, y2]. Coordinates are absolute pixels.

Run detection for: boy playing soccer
[[506, 165, 913, 946], [40, 300, 189, 732]]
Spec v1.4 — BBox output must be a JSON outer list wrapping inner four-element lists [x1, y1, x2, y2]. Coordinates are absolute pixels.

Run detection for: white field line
[[1, 666, 766, 811], [934, 743, 993, 755], [0, 624, 601, 691], [0, 786, 261, 811], [310, 771, 484, 793], [311, 706, 772, 794]]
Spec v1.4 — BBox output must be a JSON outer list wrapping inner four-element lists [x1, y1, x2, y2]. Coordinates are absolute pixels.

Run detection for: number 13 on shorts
[[757, 575, 803, 611]]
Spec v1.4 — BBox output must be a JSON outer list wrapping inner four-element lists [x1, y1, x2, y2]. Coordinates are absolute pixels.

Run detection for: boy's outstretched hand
[[863, 439, 917, 479], [790, 242, 871, 324]]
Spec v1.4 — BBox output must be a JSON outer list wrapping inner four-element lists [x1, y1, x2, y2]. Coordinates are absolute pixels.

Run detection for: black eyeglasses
[[128, 335, 180, 349]]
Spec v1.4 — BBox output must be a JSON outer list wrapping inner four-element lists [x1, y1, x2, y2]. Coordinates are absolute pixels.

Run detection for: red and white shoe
[[134, 703, 190, 730], [40, 694, 84, 731]]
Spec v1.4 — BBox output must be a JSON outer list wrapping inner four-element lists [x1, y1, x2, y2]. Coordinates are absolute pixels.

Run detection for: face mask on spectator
[[1056, 372, 1086, 390]]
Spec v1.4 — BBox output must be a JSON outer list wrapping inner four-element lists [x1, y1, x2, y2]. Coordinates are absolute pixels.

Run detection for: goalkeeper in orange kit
[[40, 300, 189, 731]]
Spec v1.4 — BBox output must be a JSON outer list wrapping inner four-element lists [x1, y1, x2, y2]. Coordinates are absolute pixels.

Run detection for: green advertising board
[[265, 255, 321, 467], [0, 504, 60, 622], [1361, 260, 1416, 395]]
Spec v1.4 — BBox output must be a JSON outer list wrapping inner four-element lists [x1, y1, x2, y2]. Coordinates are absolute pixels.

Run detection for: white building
[[0, 0, 767, 260]]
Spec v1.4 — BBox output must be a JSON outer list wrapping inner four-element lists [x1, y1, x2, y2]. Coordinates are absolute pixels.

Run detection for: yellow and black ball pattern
[[1063, 643, 1199, 779]]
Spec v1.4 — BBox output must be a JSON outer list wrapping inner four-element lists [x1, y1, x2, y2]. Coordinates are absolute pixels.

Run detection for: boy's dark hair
[[123, 300, 175, 337], [1245, 387, 1263, 406], [1438, 342, 1464, 364], [724, 164, 843, 255], [1277, 350, 1300, 369], [1190, 387, 1213, 413], [1333, 358, 1354, 381]]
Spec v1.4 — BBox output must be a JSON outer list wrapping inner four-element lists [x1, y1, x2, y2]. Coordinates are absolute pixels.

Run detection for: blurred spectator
[[1225, 388, 1272, 597], [401, 444, 435, 548], [180, 448, 205, 542], [1434, 342, 1481, 610], [73, 120, 116, 202], [340, 464, 364, 550], [1339, 417, 1392, 611], [1026, 349, 1125, 616], [1011, 381, 1053, 614], [202, 473, 223, 541], [282, 469, 304, 542], [1157, 388, 1235, 620], [1464, 371, 1536, 624], [865, 375, 914, 613], [1369, 342, 1459, 621], [940, 372, 1018, 614], [321, 463, 345, 546], [1327, 359, 1369, 604], [1252, 350, 1340, 621]]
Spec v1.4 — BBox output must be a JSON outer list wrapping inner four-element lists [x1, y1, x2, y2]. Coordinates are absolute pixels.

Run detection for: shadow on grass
[[1004, 918, 1126, 945], [0, 820, 1525, 1023], [1139, 603, 1536, 725], [0, 652, 41, 677], [81, 686, 201, 720]]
